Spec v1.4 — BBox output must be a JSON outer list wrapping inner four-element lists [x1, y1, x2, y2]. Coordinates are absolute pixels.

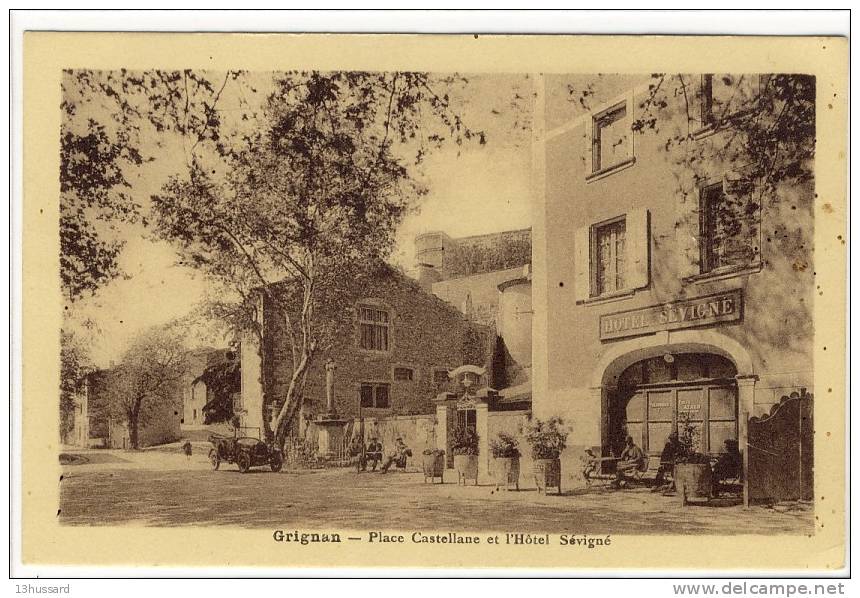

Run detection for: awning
[[497, 379, 532, 404]]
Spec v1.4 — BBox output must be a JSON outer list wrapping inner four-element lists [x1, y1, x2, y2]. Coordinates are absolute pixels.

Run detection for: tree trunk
[[257, 335, 273, 443], [129, 414, 140, 449]]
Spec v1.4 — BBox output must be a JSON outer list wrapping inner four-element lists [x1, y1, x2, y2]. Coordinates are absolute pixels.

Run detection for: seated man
[[652, 432, 681, 492], [365, 437, 383, 472], [613, 435, 647, 488], [712, 438, 742, 494], [349, 435, 367, 472], [380, 437, 411, 474], [581, 448, 599, 485]]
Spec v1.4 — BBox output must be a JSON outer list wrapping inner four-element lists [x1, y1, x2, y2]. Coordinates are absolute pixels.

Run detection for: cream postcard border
[[20, 33, 848, 571]]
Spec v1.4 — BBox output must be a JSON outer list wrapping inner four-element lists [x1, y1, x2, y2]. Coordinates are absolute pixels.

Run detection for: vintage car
[[208, 433, 283, 473]]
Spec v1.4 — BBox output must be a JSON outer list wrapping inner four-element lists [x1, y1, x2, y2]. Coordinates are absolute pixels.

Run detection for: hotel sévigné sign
[[599, 289, 743, 341]]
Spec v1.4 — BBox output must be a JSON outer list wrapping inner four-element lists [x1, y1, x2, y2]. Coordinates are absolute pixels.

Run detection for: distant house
[[186, 348, 241, 427], [239, 263, 493, 436]]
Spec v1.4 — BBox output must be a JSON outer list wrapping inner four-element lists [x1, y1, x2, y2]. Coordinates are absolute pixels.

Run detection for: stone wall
[[261, 265, 492, 424]]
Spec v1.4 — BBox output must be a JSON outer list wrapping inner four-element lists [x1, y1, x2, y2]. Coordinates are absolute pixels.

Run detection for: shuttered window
[[574, 209, 650, 302]]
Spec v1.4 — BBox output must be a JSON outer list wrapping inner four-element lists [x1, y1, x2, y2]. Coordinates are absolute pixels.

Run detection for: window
[[393, 367, 414, 382], [433, 369, 450, 385], [360, 383, 390, 409], [593, 218, 626, 296], [699, 74, 758, 127], [358, 305, 389, 351], [592, 102, 629, 173], [575, 210, 649, 303], [192, 408, 197, 421], [700, 182, 760, 274]]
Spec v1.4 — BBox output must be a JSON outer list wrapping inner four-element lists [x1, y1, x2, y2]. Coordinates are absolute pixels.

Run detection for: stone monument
[[315, 359, 348, 459]]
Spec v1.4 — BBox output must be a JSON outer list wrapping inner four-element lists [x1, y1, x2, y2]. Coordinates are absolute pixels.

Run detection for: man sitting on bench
[[365, 437, 383, 472], [651, 432, 681, 492], [380, 437, 411, 474], [613, 435, 647, 488]]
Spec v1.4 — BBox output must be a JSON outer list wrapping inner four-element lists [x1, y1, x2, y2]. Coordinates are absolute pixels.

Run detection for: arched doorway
[[608, 353, 739, 458]]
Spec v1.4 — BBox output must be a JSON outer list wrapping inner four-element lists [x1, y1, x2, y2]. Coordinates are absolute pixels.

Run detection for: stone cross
[[325, 358, 337, 415]]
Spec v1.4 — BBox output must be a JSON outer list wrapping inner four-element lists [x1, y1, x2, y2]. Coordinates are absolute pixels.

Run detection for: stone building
[[532, 74, 814, 486], [238, 263, 492, 438]]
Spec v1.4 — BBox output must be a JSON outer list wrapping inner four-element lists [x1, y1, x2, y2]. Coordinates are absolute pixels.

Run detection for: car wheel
[[270, 452, 283, 473], [209, 449, 220, 470], [237, 451, 251, 473]]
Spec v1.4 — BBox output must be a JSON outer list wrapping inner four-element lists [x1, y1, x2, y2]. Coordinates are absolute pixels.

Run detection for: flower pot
[[422, 452, 445, 484], [533, 458, 561, 494], [453, 454, 479, 485], [674, 462, 713, 506], [493, 456, 520, 491]]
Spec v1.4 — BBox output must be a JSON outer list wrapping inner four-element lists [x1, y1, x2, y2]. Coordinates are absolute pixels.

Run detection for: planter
[[422, 452, 445, 484], [533, 458, 562, 495], [675, 463, 713, 506], [453, 454, 479, 485], [493, 456, 520, 491]]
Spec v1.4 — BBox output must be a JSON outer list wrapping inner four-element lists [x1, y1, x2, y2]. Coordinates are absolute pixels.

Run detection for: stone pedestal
[[316, 416, 349, 459]]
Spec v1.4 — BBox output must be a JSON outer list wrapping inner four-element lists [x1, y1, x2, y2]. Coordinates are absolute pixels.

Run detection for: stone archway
[[590, 329, 757, 460]]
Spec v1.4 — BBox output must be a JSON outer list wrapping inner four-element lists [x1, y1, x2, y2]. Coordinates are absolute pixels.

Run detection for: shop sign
[[599, 289, 743, 341]]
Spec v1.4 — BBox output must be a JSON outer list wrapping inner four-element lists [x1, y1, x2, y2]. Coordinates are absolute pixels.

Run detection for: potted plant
[[450, 425, 480, 485], [673, 414, 714, 506], [525, 416, 569, 495], [489, 432, 521, 491], [421, 448, 445, 484]]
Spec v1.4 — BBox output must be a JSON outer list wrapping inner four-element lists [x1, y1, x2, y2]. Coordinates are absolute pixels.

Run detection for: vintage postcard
[[17, 31, 847, 572]]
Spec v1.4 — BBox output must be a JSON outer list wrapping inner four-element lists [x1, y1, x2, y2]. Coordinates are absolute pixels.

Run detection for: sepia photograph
[[14, 27, 848, 574]]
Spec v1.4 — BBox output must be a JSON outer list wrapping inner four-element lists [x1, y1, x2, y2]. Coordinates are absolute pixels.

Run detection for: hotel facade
[[532, 74, 815, 484]]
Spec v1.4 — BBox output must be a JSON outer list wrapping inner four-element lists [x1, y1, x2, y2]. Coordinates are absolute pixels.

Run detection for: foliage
[[489, 431, 520, 458], [450, 425, 480, 456], [103, 323, 188, 449], [422, 448, 445, 456], [675, 413, 711, 465], [524, 416, 569, 460], [150, 71, 482, 449], [461, 325, 491, 371], [59, 329, 91, 441], [60, 69, 244, 301], [444, 235, 532, 278]]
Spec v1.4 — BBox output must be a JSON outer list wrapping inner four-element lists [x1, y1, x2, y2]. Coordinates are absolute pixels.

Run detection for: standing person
[[182, 440, 193, 463], [613, 435, 647, 488], [365, 437, 383, 472], [380, 437, 409, 474]]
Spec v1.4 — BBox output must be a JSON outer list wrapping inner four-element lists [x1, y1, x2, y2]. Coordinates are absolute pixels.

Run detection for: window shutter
[[626, 208, 650, 290], [676, 199, 701, 279], [574, 225, 591, 302]]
